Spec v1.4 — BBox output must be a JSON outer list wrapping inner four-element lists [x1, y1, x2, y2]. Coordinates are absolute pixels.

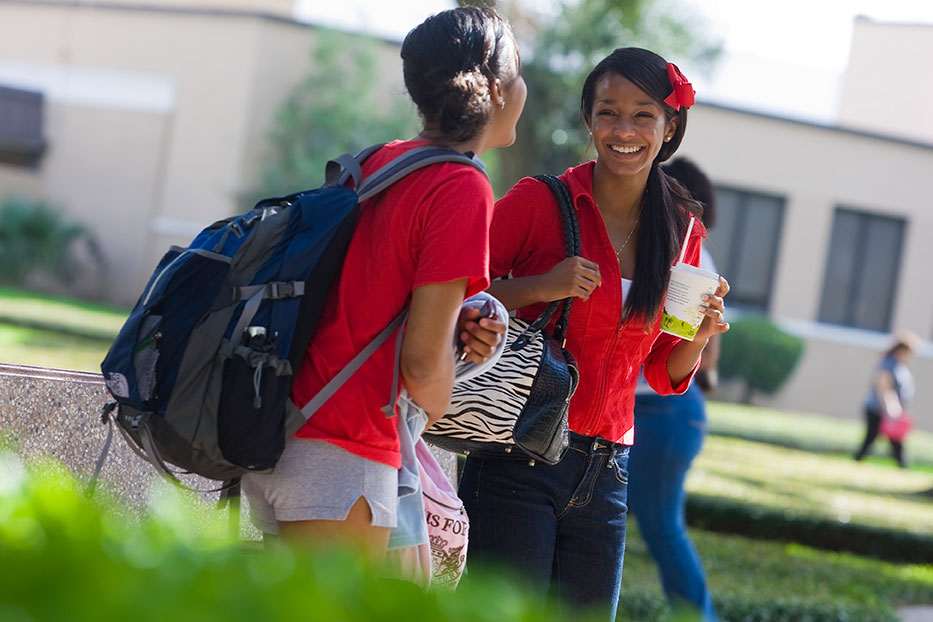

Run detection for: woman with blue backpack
[[241, 7, 524, 561]]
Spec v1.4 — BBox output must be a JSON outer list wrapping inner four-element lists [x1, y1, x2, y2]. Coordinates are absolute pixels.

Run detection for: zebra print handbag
[[423, 175, 580, 465]]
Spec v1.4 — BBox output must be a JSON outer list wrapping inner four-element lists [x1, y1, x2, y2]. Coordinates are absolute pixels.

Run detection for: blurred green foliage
[[718, 314, 805, 402], [260, 1, 722, 203], [485, 0, 722, 187], [250, 29, 420, 206], [0, 452, 592, 622], [0, 196, 100, 286]]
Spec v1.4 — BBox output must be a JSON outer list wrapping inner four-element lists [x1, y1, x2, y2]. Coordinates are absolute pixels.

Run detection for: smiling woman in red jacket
[[458, 48, 730, 620]]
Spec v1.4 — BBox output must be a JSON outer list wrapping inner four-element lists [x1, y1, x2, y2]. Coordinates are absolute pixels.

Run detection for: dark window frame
[[707, 184, 786, 313], [817, 206, 906, 333], [0, 85, 47, 168]]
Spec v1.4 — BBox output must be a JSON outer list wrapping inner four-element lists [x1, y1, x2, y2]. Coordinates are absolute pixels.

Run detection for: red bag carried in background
[[880, 411, 914, 442]]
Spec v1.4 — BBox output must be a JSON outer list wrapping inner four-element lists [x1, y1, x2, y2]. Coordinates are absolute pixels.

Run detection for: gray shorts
[[240, 437, 398, 535]]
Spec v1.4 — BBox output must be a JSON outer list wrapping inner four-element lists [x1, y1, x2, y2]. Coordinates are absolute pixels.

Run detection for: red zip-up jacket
[[490, 161, 705, 445]]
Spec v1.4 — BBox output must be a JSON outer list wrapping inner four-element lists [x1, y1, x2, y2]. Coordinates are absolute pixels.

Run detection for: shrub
[[249, 29, 419, 207], [622, 521, 930, 622], [685, 494, 933, 564], [714, 597, 898, 622], [718, 314, 804, 402], [0, 195, 101, 285]]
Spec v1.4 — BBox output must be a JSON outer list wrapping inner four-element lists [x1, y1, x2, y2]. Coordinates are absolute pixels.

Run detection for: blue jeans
[[628, 386, 718, 622], [459, 432, 629, 620]]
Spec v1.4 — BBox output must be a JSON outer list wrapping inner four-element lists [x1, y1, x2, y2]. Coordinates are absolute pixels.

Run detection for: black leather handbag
[[424, 175, 580, 465]]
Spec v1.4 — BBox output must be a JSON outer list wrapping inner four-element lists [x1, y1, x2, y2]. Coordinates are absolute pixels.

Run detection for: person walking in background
[[458, 48, 730, 619], [854, 331, 920, 469], [628, 156, 720, 622], [240, 6, 523, 561]]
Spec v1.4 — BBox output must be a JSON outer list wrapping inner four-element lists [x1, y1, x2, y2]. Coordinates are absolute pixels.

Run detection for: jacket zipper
[[586, 332, 619, 436], [584, 245, 626, 436]]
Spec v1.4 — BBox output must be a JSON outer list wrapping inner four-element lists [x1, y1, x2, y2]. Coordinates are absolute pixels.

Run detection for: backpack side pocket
[[217, 330, 292, 471]]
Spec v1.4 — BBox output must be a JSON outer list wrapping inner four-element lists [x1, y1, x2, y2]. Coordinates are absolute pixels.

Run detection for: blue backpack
[[97, 145, 484, 487]]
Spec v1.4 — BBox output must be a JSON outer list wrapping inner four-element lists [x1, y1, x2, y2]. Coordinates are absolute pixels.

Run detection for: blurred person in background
[[854, 331, 920, 469], [627, 156, 720, 622]]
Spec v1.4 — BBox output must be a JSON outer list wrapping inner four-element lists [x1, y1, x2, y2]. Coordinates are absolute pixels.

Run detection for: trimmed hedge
[[686, 494, 933, 564], [617, 591, 899, 622], [718, 315, 804, 401], [714, 597, 898, 622], [620, 519, 931, 622]]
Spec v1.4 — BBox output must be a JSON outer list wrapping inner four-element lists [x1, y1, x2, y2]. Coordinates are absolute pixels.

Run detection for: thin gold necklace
[[615, 211, 641, 259]]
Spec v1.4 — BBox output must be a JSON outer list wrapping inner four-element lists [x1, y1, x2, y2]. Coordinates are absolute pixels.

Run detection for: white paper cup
[[660, 262, 720, 341]]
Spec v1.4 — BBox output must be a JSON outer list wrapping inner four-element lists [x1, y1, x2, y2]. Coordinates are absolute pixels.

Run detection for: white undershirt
[[621, 277, 632, 302]]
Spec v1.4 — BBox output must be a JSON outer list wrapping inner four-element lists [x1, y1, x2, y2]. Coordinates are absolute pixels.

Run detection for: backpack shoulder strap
[[356, 146, 486, 202], [299, 309, 407, 422], [298, 146, 486, 420], [325, 143, 386, 188]]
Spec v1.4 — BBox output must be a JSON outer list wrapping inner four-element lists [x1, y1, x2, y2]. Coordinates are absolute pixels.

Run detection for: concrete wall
[[679, 103, 933, 429], [0, 362, 458, 529]]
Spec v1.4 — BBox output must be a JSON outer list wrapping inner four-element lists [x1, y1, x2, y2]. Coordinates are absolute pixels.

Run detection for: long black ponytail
[[580, 47, 702, 323]]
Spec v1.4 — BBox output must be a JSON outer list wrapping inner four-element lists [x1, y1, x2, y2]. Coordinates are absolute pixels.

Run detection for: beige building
[[674, 17, 933, 427], [0, 4, 930, 428], [0, 0, 408, 302], [839, 16, 933, 144], [680, 102, 933, 427]]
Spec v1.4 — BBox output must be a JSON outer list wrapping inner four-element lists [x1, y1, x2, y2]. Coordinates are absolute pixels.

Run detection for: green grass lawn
[[0, 286, 128, 371], [0, 324, 113, 372], [621, 521, 933, 620], [708, 400, 933, 469], [688, 435, 933, 535], [3, 286, 932, 619]]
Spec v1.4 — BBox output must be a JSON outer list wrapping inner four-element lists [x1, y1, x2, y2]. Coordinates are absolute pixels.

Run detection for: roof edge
[[0, 0, 403, 43], [696, 99, 933, 152]]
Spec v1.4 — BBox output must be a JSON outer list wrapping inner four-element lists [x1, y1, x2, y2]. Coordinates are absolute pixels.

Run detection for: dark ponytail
[[402, 7, 519, 143], [580, 47, 702, 323]]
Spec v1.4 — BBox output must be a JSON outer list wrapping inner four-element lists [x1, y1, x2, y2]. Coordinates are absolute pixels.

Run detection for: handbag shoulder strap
[[512, 175, 580, 350]]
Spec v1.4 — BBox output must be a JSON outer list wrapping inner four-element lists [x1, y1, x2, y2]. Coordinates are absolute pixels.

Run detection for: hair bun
[[449, 69, 489, 95]]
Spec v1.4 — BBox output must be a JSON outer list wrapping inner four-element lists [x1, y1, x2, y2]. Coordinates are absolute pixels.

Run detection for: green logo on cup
[[660, 312, 699, 340], [660, 262, 720, 342]]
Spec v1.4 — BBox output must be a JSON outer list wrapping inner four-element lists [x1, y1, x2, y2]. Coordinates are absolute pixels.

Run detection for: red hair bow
[[664, 63, 695, 111]]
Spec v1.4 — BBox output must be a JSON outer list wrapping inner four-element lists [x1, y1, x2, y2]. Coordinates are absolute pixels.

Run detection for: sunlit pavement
[[899, 606, 933, 622]]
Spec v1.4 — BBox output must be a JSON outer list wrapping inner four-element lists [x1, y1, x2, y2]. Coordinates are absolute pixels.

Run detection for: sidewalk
[[899, 606, 933, 622]]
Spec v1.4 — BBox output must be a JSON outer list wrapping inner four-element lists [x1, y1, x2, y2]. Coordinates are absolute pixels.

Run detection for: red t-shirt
[[490, 161, 706, 444], [291, 140, 494, 467]]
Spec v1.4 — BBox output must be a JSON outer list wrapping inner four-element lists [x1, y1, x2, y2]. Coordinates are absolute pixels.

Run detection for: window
[[818, 207, 905, 332], [0, 85, 46, 167], [704, 187, 785, 312]]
